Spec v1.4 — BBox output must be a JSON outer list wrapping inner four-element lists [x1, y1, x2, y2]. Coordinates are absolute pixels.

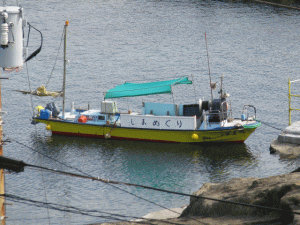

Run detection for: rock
[[140, 206, 186, 220], [270, 121, 300, 157], [292, 167, 300, 173], [181, 173, 300, 224], [270, 139, 300, 158], [98, 173, 300, 225]]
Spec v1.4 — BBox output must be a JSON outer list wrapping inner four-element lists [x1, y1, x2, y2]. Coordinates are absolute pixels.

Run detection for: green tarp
[[104, 77, 192, 99]]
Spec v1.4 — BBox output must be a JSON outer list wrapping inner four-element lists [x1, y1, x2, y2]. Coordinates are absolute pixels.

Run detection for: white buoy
[[105, 133, 111, 139], [0, 6, 26, 68]]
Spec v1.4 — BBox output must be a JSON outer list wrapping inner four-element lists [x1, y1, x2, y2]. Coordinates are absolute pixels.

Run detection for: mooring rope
[[256, 120, 284, 132]]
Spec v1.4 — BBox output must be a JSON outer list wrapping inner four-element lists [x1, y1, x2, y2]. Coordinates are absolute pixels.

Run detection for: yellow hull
[[35, 118, 259, 143]]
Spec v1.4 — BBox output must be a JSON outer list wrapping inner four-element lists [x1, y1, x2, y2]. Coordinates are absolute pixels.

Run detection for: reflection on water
[[31, 134, 254, 185], [191, 144, 255, 182], [34, 134, 252, 160], [28, 132, 256, 224]]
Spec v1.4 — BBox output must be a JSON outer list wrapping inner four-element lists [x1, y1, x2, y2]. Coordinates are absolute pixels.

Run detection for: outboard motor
[[45, 102, 60, 117]]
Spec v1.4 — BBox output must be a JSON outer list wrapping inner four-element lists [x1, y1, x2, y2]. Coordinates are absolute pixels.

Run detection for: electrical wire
[[45, 27, 65, 89], [25, 59, 51, 224], [11, 138, 205, 224], [11, 158, 298, 217], [5, 135, 297, 224], [1, 193, 151, 223], [25, 23, 43, 63]]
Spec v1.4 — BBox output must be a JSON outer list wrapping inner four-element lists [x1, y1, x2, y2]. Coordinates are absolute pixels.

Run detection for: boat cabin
[[119, 98, 231, 130]]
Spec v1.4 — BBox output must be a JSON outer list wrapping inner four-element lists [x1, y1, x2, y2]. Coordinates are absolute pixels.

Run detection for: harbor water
[[3, 0, 300, 224]]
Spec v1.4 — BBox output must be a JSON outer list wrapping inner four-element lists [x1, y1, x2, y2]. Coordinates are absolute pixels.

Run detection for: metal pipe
[[205, 33, 213, 99], [62, 21, 68, 119]]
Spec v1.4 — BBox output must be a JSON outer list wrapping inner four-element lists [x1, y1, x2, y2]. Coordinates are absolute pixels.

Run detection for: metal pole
[[0, 78, 5, 225], [171, 85, 175, 104], [191, 74, 197, 104], [288, 78, 291, 126], [62, 21, 68, 119], [205, 33, 213, 99]]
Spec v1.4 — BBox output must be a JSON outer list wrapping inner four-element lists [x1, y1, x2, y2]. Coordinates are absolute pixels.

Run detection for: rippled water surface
[[3, 0, 300, 224]]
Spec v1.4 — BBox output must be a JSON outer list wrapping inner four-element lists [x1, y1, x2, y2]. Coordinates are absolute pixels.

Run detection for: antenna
[[191, 74, 197, 103], [205, 32, 213, 99], [220, 74, 223, 98]]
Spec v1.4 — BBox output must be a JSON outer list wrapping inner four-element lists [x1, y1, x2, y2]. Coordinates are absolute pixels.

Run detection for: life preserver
[[222, 102, 228, 111]]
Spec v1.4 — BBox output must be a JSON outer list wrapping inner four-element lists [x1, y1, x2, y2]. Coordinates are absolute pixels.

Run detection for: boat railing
[[220, 100, 233, 121], [200, 100, 232, 129], [242, 105, 257, 121]]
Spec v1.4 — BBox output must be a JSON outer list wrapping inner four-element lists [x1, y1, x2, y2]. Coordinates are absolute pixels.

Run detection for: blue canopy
[[104, 77, 192, 99]]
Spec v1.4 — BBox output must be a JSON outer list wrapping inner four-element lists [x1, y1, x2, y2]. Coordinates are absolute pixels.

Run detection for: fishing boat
[[32, 22, 261, 143]]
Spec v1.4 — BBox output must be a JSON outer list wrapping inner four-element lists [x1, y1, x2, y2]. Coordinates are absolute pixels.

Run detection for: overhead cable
[[11, 138, 203, 224], [23, 160, 298, 216], [1, 193, 149, 223]]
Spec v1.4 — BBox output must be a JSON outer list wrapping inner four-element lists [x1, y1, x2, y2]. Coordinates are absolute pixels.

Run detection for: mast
[[204, 32, 213, 99], [62, 21, 68, 119]]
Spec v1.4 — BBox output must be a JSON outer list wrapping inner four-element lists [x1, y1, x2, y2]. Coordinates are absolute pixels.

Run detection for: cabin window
[[98, 116, 106, 120]]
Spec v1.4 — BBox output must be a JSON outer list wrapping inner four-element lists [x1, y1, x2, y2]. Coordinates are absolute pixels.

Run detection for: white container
[[101, 101, 117, 114]]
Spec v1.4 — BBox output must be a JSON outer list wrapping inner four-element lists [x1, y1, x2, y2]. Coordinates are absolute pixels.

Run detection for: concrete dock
[[270, 121, 300, 157]]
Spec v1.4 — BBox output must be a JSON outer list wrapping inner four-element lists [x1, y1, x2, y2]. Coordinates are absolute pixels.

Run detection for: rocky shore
[[270, 121, 300, 158], [96, 172, 300, 225], [252, 0, 300, 10]]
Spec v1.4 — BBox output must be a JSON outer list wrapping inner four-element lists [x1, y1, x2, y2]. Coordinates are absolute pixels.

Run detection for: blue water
[[3, 0, 300, 224]]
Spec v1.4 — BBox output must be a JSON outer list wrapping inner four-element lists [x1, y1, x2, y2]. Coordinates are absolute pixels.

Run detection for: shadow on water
[[29, 133, 257, 210], [29, 133, 256, 193], [190, 143, 256, 182], [31, 133, 254, 164]]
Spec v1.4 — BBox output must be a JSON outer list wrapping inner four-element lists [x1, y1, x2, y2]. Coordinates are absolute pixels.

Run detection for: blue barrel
[[40, 109, 51, 119], [241, 114, 246, 121]]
